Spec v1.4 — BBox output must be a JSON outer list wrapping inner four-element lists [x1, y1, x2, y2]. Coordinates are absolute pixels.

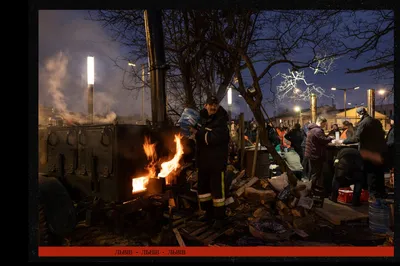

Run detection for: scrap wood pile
[[166, 165, 323, 246]]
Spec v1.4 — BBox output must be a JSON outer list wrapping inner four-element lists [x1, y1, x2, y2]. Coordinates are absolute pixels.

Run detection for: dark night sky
[[39, 10, 394, 120]]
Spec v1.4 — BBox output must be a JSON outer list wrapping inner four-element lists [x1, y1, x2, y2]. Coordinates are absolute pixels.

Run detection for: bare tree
[[340, 10, 394, 84], [88, 10, 258, 121], [198, 10, 348, 186]]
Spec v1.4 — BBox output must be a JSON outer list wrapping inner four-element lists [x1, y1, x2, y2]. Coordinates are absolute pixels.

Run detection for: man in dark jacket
[[330, 148, 364, 206], [343, 107, 387, 200], [190, 95, 230, 228], [304, 116, 333, 192], [285, 123, 304, 162], [385, 115, 395, 170]]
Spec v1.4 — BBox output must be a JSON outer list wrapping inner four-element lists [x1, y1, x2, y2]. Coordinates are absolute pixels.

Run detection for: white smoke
[[39, 10, 146, 124], [40, 51, 117, 124]]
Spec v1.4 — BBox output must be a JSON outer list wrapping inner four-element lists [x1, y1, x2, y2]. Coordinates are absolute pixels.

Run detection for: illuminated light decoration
[[276, 69, 334, 102], [309, 53, 338, 75]]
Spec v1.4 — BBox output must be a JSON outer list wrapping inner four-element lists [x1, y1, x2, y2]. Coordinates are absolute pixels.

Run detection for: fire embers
[[131, 134, 184, 194]]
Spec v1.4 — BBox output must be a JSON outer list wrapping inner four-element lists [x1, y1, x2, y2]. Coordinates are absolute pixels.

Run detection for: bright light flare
[[87, 56, 94, 85], [227, 87, 232, 106]]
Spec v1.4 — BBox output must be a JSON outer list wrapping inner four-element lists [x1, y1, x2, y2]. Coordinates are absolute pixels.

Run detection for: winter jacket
[[386, 125, 394, 148], [283, 149, 303, 172], [195, 106, 230, 171], [300, 123, 310, 150], [334, 148, 364, 184], [304, 123, 332, 160], [285, 129, 304, 156], [343, 114, 387, 155]]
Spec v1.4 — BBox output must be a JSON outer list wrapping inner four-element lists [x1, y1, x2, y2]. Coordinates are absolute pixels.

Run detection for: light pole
[[378, 89, 387, 128], [87, 56, 95, 123], [331, 86, 359, 118], [128, 62, 146, 123]]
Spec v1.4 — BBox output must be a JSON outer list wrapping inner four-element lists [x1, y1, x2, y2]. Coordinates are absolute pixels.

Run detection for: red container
[[338, 187, 369, 204]]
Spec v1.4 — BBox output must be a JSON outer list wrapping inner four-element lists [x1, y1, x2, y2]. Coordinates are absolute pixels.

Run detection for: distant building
[[271, 105, 389, 130], [271, 105, 340, 131]]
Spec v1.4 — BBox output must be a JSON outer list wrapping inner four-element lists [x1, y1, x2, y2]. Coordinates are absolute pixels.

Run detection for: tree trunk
[[251, 106, 298, 187]]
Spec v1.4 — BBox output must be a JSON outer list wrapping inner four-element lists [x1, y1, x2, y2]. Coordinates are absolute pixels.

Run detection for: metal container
[[45, 123, 180, 203]]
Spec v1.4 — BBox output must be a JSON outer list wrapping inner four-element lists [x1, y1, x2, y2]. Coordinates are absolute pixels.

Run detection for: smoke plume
[[40, 51, 117, 124]]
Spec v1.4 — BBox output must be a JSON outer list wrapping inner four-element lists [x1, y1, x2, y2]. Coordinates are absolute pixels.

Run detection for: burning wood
[[131, 134, 185, 194], [132, 177, 149, 194]]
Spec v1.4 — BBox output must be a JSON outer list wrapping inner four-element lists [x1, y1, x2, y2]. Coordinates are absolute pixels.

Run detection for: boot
[[199, 201, 213, 223], [212, 206, 228, 230]]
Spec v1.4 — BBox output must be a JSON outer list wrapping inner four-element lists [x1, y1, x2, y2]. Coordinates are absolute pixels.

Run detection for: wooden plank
[[231, 170, 246, 187], [173, 228, 186, 247], [315, 199, 368, 225], [182, 222, 207, 234], [178, 229, 206, 246], [197, 230, 216, 240], [190, 225, 210, 236], [203, 227, 233, 245], [235, 177, 259, 197]]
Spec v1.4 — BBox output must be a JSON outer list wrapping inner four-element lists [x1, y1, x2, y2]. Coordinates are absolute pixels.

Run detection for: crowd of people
[[228, 107, 394, 206], [185, 96, 394, 228]]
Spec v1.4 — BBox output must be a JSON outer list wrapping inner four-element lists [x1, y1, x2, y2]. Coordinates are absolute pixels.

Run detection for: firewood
[[260, 179, 270, 189], [244, 187, 276, 203], [291, 207, 304, 217], [172, 228, 186, 247], [276, 200, 289, 211], [230, 170, 246, 188], [253, 207, 271, 218], [235, 177, 259, 197]]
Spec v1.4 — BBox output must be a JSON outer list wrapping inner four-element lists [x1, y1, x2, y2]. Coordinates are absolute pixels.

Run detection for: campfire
[[131, 134, 184, 194]]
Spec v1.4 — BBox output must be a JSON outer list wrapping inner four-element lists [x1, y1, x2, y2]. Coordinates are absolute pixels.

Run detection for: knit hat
[[206, 95, 219, 105], [356, 107, 367, 115]]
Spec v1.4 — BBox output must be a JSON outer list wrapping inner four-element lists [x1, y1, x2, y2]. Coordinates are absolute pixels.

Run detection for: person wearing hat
[[189, 94, 230, 229], [343, 107, 387, 201]]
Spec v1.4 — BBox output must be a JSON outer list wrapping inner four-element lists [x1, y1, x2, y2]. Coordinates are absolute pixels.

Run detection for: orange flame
[[131, 136, 157, 194], [132, 177, 148, 194], [131, 134, 184, 194], [158, 134, 184, 185]]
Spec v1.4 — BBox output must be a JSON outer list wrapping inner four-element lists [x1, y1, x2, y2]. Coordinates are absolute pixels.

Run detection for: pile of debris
[[169, 165, 322, 246], [225, 167, 316, 241]]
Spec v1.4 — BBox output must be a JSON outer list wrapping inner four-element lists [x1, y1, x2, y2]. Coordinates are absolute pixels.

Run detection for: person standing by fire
[[189, 95, 230, 229]]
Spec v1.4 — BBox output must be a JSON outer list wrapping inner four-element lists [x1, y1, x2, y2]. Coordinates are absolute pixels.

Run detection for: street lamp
[[378, 89, 386, 95], [331, 86, 359, 118], [87, 56, 95, 123], [227, 87, 233, 118], [294, 106, 301, 124]]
